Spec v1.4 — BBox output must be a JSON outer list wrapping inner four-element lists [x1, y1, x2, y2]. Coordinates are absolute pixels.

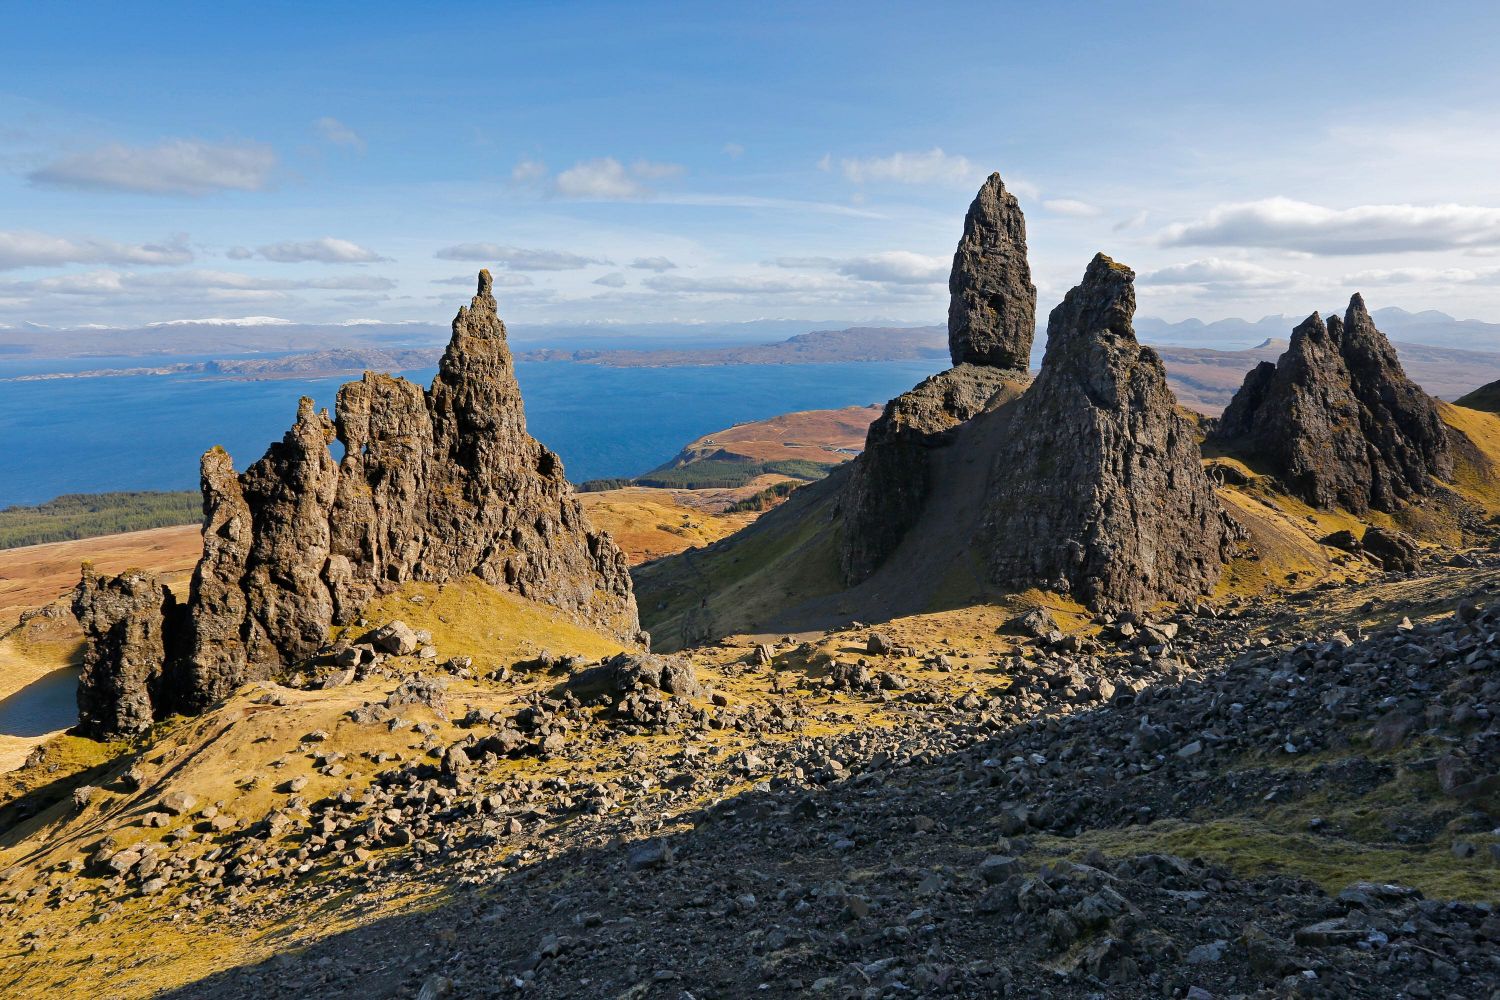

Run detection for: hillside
[[619, 404, 879, 489], [1458, 378, 1500, 413]]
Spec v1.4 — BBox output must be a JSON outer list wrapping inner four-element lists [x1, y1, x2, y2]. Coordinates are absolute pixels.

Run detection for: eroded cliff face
[[983, 254, 1238, 610], [76, 272, 641, 735], [839, 173, 1036, 584], [1214, 295, 1453, 514]]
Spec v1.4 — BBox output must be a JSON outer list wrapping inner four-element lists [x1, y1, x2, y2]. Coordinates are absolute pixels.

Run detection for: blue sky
[[3, 0, 1500, 334]]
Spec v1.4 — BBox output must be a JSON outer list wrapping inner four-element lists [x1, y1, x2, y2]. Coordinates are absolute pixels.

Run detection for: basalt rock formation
[[75, 271, 641, 735], [1213, 295, 1453, 514], [839, 173, 1036, 584], [983, 254, 1238, 610], [948, 172, 1037, 369], [72, 566, 183, 738]]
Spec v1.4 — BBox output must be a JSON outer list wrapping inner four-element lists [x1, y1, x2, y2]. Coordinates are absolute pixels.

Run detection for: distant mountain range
[[6, 310, 1499, 414], [520, 326, 950, 367]]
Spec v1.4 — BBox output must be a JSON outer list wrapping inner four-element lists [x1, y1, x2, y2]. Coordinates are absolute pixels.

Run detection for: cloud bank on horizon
[[1, 1, 1499, 336]]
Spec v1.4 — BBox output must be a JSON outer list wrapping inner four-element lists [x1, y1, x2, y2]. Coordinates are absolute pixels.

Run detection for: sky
[[3, 0, 1500, 337]]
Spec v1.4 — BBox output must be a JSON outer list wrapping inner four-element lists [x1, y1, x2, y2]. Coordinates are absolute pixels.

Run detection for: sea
[[0, 356, 940, 507]]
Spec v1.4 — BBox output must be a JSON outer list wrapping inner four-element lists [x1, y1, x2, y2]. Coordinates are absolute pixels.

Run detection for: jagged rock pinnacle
[[1213, 293, 1453, 514], [947, 172, 1037, 369], [75, 271, 642, 736]]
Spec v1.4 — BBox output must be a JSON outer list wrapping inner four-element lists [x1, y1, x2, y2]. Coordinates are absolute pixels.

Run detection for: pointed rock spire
[[1211, 293, 1453, 513], [947, 172, 1037, 369], [983, 254, 1237, 610]]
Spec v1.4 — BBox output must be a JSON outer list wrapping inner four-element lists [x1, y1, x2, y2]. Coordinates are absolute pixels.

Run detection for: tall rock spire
[[838, 171, 1037, 584], [983, 254, 1237, 609], [947, 172, 1037, 369]]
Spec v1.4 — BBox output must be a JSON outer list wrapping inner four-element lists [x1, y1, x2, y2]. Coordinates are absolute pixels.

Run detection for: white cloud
[[1042, 198, 1102, 218], [840, 147, 975, 186], [630, 159, 684, 180], [552, 157, 684, 200], [511, 157, 548, 183], [148, 315, 293, 327], [629, 256, 677, 272], [1139, 257, 1298, 290], [433, 271, 533, 287], [1161, 197, 1500, 255], [9, 268, 394, 298], [29, 139, 277, 195], [0, 230, 193, 270], [770, 251, 947, 285], [643, 273, 835, 295], [1342, 265, 1500, 285], [434, 243, 612, 270], [593, 272, 628, 288], [314, 117, 366, 153], [1113, 210, 1149, 232], [254, 237, 387, 263], [723, 142, 745, 159], [834, 251, 947, 284]]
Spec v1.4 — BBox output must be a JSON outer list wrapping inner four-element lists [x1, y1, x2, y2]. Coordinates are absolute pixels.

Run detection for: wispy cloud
[[1342, 265, 1500, 285], [314, 117, 366, 153], [511, 157, 548, 183], [1042, 198, 1101, 218], [771, 251, 947, 285], [1161, 197, 1500, 255], [29, 139, 277, 195], [593, 272, 628, 288], [839, 147, 976, 186], [1139, 257, 1298, 290], [247, 237, 387, 264], [4, 268, 394, 300], [629, 256, 677, 272], [0, 230, 193, 271], [434, 243, 612, 270], [433, 271, 534, 287], [552, 157, 684, 200]]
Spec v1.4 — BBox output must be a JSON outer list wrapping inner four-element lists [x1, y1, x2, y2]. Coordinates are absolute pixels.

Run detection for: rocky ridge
[[72, 272, 641, 738], [1213, 296, 1454, 514], [982, 254, 1239, 610]]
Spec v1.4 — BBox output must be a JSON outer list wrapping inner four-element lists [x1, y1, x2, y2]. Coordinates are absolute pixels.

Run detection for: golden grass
[[578, 488, 757, 565]]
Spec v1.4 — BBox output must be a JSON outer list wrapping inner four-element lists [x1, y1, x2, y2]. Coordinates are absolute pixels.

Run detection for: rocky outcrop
[[948, 172, 1037, 368], [840, 173, 1036, 584], [982, 254, 1237, 610], [839, 365, 1028, 583], [76, 271, 641, 733], [1213, 295, 1453, 514], [73, 566, 182, 738]]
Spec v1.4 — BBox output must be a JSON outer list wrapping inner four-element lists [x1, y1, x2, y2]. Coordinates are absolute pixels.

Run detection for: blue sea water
[[0, 359, 939, 507]]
